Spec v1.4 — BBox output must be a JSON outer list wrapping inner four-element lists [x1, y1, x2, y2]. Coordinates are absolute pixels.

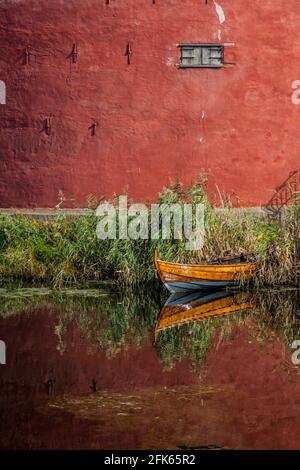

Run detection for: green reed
[[0, 178, 299, 287]]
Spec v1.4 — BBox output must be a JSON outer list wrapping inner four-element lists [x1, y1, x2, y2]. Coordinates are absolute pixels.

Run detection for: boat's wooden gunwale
[[159, 267, 255, 282], [158, 259, 256, 273], [160, 272, 252, 283]]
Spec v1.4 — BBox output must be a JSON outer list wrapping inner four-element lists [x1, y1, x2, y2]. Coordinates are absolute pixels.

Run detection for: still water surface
[[1, 285, 300, 449]]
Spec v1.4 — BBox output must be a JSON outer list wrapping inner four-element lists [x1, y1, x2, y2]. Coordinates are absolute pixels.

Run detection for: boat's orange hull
[[154, 249, 256, 293]]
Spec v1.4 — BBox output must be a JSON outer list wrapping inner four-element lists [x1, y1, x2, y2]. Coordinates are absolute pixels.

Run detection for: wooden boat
[[154, 248, 256, 293], [154, 290, 255, 340]]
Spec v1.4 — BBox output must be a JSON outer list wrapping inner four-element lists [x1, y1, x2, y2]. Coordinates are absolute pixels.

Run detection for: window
[[178, 44, 224, 68]]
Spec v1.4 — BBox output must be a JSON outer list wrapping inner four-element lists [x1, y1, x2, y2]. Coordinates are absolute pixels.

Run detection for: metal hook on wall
[[71, 43, 78, 63], [43, 117, 51, 136], [24, 46, 32, 65], [125, 43, 132, 65], [89, 120, 98, 136]]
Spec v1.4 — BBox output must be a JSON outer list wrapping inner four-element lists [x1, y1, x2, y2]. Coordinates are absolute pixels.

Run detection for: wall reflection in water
[[1, 286, 300, 449]]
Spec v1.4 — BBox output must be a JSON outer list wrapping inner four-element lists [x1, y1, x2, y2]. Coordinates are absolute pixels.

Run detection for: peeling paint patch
[[166, 57, 175, 67], [89, 65, 101, 72], [213, 1, 225, 24], [214, 28, 222, 41], [201, 111, 205, 119]]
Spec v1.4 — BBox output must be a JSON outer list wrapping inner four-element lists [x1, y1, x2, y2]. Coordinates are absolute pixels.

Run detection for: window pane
[[181, 47, 195, 66], [179, 44, 223, 68], [202, 46, 222, 66]]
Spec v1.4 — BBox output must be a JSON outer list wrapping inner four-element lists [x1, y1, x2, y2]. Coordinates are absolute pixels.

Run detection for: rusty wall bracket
[[71, 43, 78, 63], [24, 46, 32, 65], [125, 43, 132, 65], [89, 120, 98, 136], [43, 117, 51, 136]]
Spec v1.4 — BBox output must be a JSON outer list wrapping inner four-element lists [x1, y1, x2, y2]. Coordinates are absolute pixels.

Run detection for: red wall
[[0, 0, 299, 207]]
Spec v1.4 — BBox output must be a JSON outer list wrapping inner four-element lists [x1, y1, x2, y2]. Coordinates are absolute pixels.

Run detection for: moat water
[[1, 284, 300, 449]]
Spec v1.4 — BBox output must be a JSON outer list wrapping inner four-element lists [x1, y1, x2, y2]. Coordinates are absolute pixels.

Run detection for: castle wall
[[0, 0, 299, 207]]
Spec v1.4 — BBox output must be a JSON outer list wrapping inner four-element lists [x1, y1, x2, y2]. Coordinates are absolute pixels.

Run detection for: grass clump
[[0, 178, 299, 287]]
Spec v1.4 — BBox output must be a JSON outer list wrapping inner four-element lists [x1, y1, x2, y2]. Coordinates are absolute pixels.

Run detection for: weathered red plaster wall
[[0, 0, 299, 207]]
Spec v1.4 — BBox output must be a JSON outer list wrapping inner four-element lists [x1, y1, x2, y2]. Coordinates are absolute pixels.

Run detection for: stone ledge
[[0, 207, 269, 219], [0, 208, 94, 219]]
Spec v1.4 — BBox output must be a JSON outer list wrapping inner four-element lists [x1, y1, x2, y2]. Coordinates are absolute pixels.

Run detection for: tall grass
[[0, 179, 299, 287]]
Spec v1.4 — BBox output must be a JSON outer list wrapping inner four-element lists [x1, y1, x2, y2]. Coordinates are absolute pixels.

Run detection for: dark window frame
[[178, 44, 224, 69]]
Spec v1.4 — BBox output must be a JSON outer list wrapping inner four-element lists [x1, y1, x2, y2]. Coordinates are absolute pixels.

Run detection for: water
[[1, 285, 300, 449]]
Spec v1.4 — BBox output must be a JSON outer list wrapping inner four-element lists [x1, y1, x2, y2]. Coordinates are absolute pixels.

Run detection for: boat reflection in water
[[154, 289, 256, 341]]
